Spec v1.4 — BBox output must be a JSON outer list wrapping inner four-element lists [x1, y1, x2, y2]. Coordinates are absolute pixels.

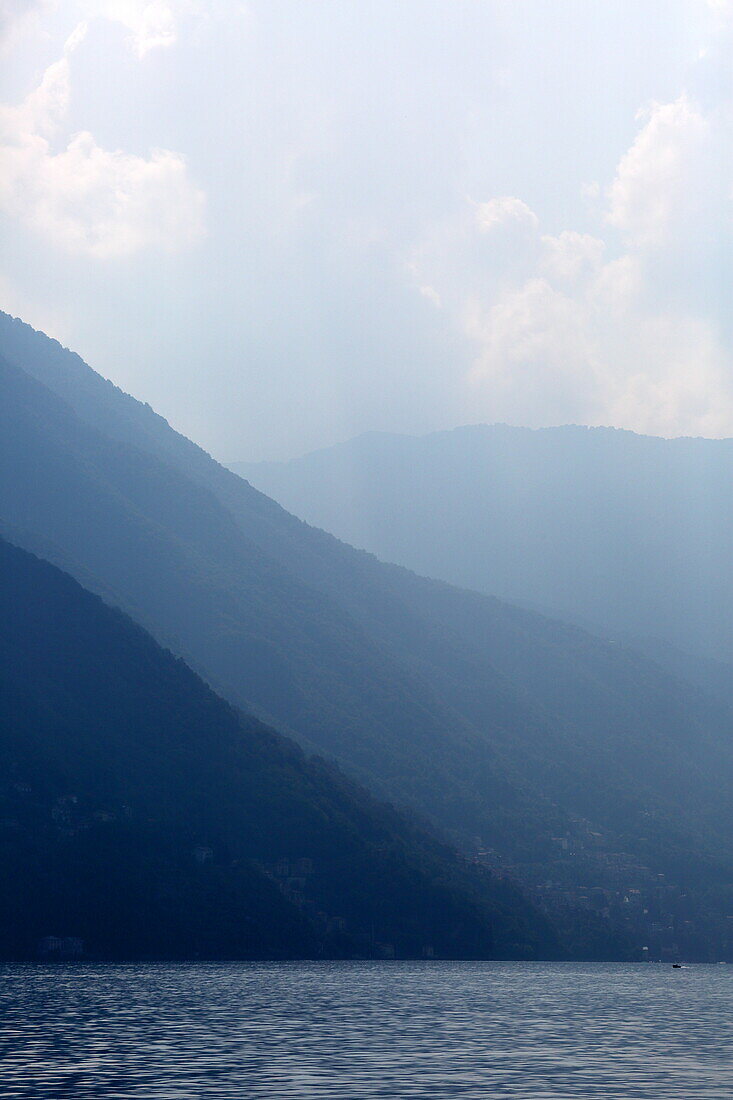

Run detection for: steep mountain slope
[[0, 349, 510, 838], [3, 311, 733, 959], [0, 537, 547, 960], [232, 424, 733, 667]]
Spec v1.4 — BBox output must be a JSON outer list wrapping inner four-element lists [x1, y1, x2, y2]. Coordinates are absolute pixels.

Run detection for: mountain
[[3, 311, 733, 960], [232, 424, 733, 670], [0, 536, 549, 960]]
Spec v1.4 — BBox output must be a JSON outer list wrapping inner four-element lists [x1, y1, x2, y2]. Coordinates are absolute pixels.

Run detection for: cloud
[[539, 231, 604, 285], [64, 18, 89, 51], [0, 130, 206, 258], [92, 0, 179, 56], [476, 196, 538, 234], [466, 253, 733, 437], [465, 276, 596, 422], [418, 284, 441, 307], [0, 34, 205, 257], [1, 1, 187, 55], [606, 95, 725, 250], [410, 86, 733, 439]]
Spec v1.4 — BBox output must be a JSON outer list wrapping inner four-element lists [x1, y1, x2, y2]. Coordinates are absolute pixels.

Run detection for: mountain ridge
[[232, 421, 733, 669]]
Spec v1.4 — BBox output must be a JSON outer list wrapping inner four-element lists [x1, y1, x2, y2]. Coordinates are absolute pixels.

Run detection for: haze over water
[[1, 961, 731, 1098]]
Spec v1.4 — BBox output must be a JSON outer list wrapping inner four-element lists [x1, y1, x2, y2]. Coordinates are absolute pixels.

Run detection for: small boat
[[672, 963, 682, 968]]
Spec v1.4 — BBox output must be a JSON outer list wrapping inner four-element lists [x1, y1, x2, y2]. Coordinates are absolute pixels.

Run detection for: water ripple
[[0, 961, 731, 1098]]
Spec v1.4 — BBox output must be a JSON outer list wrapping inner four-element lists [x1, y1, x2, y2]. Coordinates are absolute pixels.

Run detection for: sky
[[0, 0, 731, 461]]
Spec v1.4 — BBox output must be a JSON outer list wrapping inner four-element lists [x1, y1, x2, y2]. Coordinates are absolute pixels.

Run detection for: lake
[[0, 961, 731, 1097]]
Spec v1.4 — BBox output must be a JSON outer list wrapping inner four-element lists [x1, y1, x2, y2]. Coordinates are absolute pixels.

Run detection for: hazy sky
[[1, 1, 731, 460]]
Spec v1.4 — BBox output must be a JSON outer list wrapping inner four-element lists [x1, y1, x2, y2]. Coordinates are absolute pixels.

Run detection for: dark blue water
[[0, 961, 731, 1097]]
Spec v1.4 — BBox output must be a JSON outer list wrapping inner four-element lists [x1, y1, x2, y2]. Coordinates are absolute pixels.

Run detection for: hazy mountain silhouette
[[1, 536, 553, 960], [3, 311, 733, 959], [233, 424, 733, 672]]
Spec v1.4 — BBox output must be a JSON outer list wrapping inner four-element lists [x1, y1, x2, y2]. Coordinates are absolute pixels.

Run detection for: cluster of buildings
[[471, 824, 733, 962]]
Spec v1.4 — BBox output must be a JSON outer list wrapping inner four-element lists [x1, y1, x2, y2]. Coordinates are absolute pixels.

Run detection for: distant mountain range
[[3, 311, 733, 961], [233, 424, 733, 675]]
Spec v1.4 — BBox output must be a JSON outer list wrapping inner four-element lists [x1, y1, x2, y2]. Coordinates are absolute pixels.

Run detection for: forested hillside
[[0, 537, 549, 960]]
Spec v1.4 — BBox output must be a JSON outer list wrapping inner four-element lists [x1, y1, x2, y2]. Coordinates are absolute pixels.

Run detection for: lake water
[[0, 961, 731, 1098]]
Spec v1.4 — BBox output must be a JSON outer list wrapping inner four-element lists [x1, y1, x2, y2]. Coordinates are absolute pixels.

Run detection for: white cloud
[[0, 130, 206, 258], [0, 40, 205, 257], [93, 0, 178, 57], [410, 85, 733, 439], [465, 276, 596, 421], [86, 1, 241, 58], [1, 1, 187, 55], [419, 284, 441, 307], [64, 18, 89, 52], [476, 196, 538, 233], [539, 231, 604, 285], [606, 94, 725, 250], [466, 256, 733, 438]]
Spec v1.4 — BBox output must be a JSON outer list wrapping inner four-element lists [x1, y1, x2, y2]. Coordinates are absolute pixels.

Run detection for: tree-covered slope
[[3, 311, 733, 959], [0, 537, 551, 960]]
